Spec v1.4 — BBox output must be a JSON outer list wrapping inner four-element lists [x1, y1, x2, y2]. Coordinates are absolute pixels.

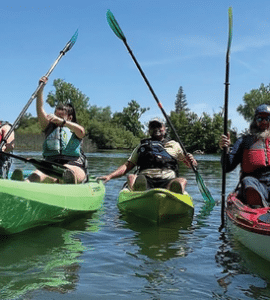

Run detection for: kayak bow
[[118, 188, 194, 223]]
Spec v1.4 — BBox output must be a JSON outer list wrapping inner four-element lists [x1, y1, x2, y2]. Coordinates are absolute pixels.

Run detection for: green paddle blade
[[227, 7, 233, 53], [66, 29, 78, 52], [195, 170, 215, 204], [106, 10, 126, 41]]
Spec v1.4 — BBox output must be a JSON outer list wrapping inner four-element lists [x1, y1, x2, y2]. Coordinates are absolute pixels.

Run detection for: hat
[[255, 104, 270, 115], [148, 117, 165, 126]]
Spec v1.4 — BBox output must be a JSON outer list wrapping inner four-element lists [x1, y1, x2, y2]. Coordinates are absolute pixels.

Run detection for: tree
[[112, 100, 149, 138], [237, 83, 270, 122], [175, 86, 189, 113], [46, 79, 91, 128]]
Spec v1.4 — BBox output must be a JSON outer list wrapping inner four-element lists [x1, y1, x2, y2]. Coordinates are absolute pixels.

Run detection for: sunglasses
[[256, 115, 270, 122]]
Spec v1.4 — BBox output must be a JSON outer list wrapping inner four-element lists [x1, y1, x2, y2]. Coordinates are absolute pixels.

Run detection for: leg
[[241, 176, 268, 207], [245, 187, 263, 206], [167, 177, 187, 194], [64, 164, 86, 184], [26, 170, 57, 183], [127, 174, 137, 190], [127, 174, 147, 191]]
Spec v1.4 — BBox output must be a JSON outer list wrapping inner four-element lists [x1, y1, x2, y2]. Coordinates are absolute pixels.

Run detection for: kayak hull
[[118, 188, 194, 223], [0, 177, 105, 234], [226, 193, 270, 262]]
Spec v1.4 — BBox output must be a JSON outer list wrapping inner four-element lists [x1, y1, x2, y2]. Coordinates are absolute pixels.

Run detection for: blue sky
[[1, 0, 270, 133]]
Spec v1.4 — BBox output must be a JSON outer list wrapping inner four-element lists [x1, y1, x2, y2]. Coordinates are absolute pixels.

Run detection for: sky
[[1, 0, 270, 134]]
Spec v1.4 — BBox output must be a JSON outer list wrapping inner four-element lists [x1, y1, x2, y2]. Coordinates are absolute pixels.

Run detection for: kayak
[[0, 176, 105, 235], [226, 192, 270, 262], [118, 187, 194, 223]]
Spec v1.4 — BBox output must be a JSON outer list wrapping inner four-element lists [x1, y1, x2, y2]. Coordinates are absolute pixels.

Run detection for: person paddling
[[98, 118, 197, 193], [220, 103, 270, 207], [22, 76, 87, 184], [0, 121, 14, 178]]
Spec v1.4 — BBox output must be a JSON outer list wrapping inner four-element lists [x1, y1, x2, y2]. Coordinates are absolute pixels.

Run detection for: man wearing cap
[[220, 103, 270, 207], [98, 117, 197, 194]]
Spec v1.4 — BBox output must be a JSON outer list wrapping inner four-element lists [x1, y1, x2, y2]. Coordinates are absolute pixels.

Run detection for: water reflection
[[0, 211, 103, 300], [215, 232, 270, 299], [121, 214, 193, 261]]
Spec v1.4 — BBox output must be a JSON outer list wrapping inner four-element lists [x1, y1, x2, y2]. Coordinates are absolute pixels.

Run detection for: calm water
[[1, 151, 270, 299]]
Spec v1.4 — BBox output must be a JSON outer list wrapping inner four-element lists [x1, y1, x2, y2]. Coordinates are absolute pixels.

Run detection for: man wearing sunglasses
[[220, 104, 270, 207]]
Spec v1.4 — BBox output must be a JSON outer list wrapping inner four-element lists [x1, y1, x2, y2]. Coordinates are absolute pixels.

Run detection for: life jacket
[[43, 123, 81, 157], [242, 135, 270, 173], [136, 138, 179, 175]]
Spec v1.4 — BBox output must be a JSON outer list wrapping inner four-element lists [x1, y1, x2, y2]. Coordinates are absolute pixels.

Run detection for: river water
[[1, 151, 270, 300]]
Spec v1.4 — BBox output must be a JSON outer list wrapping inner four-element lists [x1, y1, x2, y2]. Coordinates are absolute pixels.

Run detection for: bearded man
[[220, 104, 270, 207], [98, 118, 197, 194]]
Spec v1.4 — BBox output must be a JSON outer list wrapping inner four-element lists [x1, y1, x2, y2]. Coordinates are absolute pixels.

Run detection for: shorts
[[144, 176, 172, 189], [44, 156, 87, 173]]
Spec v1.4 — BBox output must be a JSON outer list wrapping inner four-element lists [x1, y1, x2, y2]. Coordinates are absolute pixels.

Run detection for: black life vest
[[137, 138, 179, 175]]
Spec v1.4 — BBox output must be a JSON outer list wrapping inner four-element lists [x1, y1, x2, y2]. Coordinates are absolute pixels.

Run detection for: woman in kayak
[[26, 76, 87, 184], [0, 121, 14, 178], [220, 103, 270, 207], [98, 118, 197, 194]]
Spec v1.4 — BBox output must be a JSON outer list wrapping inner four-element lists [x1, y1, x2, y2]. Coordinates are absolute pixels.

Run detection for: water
[[1, 151, 270, 299]]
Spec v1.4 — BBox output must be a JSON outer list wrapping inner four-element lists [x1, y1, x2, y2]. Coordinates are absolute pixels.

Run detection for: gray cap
[[148, 117, 165, 126]]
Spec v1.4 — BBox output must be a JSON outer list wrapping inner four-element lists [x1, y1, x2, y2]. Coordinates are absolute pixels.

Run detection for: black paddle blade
[[28, 158, 68, 179], [195, 170, 215, 204]]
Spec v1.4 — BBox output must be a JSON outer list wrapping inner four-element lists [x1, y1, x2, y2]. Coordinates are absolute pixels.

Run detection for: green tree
[[175, 86, 189, 113], [112, 100, 149, 138], [237, 83, 270, 122], [46, 78, 91, 128]]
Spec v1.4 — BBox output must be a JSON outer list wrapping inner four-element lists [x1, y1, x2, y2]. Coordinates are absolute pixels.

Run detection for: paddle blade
[[227, 7, 233, 54], [195, 170, 215, 204], [64, 29, 78, 53], [106, 10, 126, 41]]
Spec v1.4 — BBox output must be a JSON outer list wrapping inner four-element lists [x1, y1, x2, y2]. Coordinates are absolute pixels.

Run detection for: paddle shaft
[[220, 7, 233, 230], [123, 40, 194, 166], [1, 151, 67, 179], [0, 32, 77, 151]]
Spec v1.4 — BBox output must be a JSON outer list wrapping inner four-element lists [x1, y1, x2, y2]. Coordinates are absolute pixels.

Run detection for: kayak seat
[[258, 212, 270, 224]]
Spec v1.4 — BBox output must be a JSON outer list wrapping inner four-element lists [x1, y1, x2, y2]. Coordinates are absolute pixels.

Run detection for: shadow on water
[[0, 210, 104, 300]]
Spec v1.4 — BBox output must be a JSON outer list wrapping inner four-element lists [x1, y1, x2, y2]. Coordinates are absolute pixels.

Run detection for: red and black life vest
[[136, 138, 179, 175]]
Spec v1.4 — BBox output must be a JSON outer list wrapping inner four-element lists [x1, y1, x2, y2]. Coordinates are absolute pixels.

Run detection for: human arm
[[220, 133, 243, 173], [36, 76, 50, 131], [47, 114, 85, 139], [1, 125, 14, 152], [97, 161, 136, 183]]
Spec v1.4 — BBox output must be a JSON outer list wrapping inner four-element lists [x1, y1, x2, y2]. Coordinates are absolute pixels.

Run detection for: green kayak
[[118, 188, 194, 223], [0, 176, 105, 235]]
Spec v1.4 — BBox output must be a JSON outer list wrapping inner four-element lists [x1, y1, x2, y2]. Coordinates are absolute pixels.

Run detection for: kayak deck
[[118, 188, 194, 223], [226, 193, 270, 261], [0, 176, 105, 234]]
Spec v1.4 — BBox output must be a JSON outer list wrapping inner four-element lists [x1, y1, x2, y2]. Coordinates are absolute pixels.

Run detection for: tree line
[[16, 78, 268, 153]]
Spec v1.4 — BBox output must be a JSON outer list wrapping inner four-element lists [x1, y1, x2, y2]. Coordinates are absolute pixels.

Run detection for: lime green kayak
[[118, 188, 194, 223], [0, 176, 105, 234]]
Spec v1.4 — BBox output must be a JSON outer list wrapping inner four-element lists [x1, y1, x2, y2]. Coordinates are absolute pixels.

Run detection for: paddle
[[220, 7, 233, 230], [0, 29, 78, 151], [0, 151, 68, 179], [106, 10, 215, 204]]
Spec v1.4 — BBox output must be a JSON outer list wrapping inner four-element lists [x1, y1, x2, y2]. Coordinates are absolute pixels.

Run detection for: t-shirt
[[128, 140, 185, 179]]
